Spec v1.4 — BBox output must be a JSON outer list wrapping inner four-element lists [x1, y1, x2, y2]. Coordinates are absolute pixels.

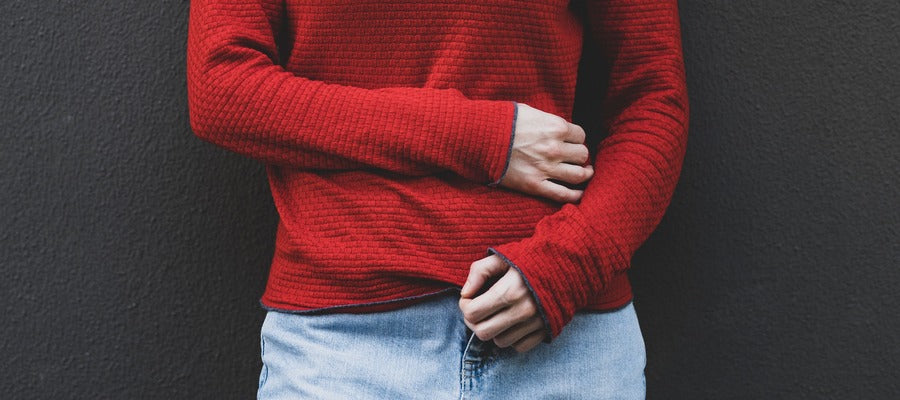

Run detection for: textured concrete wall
[[1, 1, 897, 398]]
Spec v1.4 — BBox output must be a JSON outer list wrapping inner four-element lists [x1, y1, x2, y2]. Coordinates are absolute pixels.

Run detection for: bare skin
[[459, 103, 594, 353], [459, 254, 547, 353], [496, 102, 594, 203]]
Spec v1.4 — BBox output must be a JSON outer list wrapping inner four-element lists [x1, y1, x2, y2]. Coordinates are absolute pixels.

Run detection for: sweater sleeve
[[186, 0, 516, 184], [486, 0, 689, 342]]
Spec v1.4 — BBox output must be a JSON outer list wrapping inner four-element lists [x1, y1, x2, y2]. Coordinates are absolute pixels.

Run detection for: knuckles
[[533, 159, 551, 174], [577, 146, 590, 164], [497, 288, 515, 308], [548, 117, 569, 137], [520, 300, 537, 317], [461, 307, 479, 323], [474, 327, 495, 341], [510, 281, 529, 300], [577, 168, 589, 182], [498, 280, 528, 306], [493, 336, 514, 348], [544, 142, 563, 159]]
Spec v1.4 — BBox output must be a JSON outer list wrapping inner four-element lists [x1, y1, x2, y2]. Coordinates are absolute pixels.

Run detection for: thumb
[[460, 255, 509, 298]]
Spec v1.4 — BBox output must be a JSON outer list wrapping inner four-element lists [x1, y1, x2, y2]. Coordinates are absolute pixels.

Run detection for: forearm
[[487, 0, 689, 341], [186, 0, 516, 182]]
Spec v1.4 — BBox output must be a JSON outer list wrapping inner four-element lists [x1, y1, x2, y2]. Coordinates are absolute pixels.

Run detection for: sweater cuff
[[487, 101, 518, 187], [485, 208, 613, 341]]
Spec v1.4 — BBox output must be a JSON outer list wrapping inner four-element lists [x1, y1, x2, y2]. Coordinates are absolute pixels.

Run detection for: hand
[[498, 102, 594, 203], [458, 254, 548, 353]]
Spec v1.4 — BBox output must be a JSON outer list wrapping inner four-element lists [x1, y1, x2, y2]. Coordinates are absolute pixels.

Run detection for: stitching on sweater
[[488, 101, 517, 187], [193, 0, 687, 327]]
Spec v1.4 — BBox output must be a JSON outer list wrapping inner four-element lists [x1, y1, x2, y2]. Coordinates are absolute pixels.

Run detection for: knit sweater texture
[[186, 0, 688, 342]]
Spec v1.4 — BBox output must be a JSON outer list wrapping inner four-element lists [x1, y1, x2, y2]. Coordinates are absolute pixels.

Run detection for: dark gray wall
[[1, 1, 897, 399]]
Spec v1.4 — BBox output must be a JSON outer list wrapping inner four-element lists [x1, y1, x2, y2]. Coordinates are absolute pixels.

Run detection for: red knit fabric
[[186, 0, 688, 341]]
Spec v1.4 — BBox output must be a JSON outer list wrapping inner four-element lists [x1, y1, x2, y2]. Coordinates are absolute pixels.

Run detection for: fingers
[[548, 162, 593, 185], [512, 329, 546, 353], [460, 255, 509, 298], [536, 179, 584, 203], [460, 267, 525, 326], [557, 142, 590, 165], [458, 263, 547, 351], [563, 122, 586, 144], [467, 295, 538, 342], [492, 315, 544, 348]]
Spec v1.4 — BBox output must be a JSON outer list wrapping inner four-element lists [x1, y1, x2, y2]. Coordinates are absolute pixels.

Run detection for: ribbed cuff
[[484, 208, 616, 341]]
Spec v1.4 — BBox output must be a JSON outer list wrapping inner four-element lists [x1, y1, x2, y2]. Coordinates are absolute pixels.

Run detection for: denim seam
[[459, 330, 478, 399], [258, 335, 268, 390]]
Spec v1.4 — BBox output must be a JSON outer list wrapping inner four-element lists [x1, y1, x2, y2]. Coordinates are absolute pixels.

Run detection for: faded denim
[[257, 289, 645, 399]]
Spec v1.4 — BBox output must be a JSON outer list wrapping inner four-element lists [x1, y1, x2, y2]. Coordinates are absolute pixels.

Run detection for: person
[[186, 0, 688, 398]]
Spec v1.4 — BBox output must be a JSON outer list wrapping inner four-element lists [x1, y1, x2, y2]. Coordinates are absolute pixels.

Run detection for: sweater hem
[[260, 245, 633, 319], [260, 286, 463, 315], [259, 284, 631, 315]]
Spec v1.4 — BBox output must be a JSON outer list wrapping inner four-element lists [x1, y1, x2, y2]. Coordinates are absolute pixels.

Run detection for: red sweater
[[186, 0, 688, 342]]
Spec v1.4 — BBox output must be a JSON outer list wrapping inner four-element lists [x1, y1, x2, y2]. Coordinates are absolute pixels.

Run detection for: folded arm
[[486, 0, 690, 341], [186, 0, 516, 183]]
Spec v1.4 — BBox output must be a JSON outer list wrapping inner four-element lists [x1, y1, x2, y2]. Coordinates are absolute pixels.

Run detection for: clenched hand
[[459, 254, 548, 353], [497, 102, 594, 203]]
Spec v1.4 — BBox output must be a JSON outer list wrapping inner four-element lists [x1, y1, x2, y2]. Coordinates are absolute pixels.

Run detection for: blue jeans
[[257, 290, 646, 399]]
